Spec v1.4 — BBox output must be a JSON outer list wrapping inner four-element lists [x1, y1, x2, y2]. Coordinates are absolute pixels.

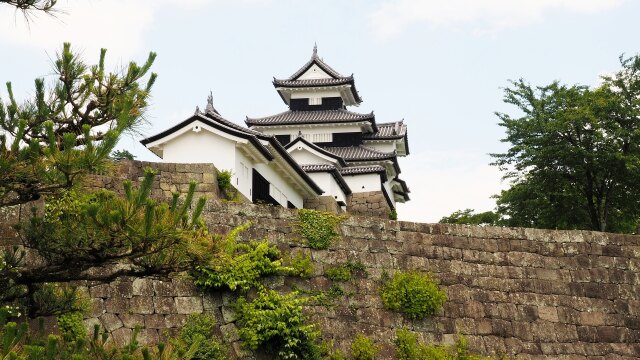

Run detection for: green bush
[[325, 261, 367, 282], [193, 223, 287, 291], [174, 313, 228, 360], [285, 252, 314, 278], [296, 209, 344, 249], [57, 311, 87, 343], [351, 333, 380, 360], [235, 288, 322, 359], [380, 271, 447, 320], [395, 328, 498, 360], [217, 169, 232, 191]]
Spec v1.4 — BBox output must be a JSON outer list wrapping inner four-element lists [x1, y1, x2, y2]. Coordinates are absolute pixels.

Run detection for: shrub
[[235, 288, 322, 359], [380, 271, 447, 320], [296, 209, 344, 249], [217, 169, 232, 191], [325, 261, 367, 282], [193, 223, 287, 291], [394, 328, 498, 360], [57, 311, 87, 343], [388, 209, 398, 220], [174, 313, 228, 360], [285, 252, 314, 278], [351, 333, 380, 360]]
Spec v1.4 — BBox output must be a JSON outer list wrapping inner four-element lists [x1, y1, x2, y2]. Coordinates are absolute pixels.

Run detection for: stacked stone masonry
[[2, 162, 640, 359], [303, 195, 344, 214], [347, 191, 391, 219]]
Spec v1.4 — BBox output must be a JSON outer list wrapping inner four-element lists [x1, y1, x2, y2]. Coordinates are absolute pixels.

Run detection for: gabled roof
[[272, 45, 362, 105], [340, 165, 388, 182], [322, 145, 396, 161], [246, 109, 376, 130], [284, 45, 346, 80], [300, 164, 351, 196], [362, 120, 407, 140], [284, 136, 347, 167], [140, 103, 323, 196], [392, 177, 411, 201]]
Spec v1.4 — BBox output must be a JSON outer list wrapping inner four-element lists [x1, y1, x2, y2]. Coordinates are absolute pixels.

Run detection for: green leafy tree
[[0, 42, 156, 207], [111, 149, 136, 160], [438, 209, 500, 226], [491, 55, 640, 232]]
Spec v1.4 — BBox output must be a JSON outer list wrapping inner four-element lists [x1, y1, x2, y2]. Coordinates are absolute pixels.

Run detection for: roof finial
[[194, 106, 200, 115], [312, 42, 318, 58], [205, 91, 219, 114]]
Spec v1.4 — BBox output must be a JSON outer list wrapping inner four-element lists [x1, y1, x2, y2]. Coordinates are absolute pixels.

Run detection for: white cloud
[[395, 150, 505, 223], [0, 0, 263, 60], [370, 0, 625, 39]]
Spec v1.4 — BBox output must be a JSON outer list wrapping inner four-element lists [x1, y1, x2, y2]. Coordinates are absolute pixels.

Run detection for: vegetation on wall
[[172, 314, 228, 360], [296, 209, 345, 249], [350, 333, 380, 360], [395, 329, 499, 360], [381, 271, 447, 320], [235, 288, 323, 360], [192, 222, 290, 291], [324, 261, 367, 282]]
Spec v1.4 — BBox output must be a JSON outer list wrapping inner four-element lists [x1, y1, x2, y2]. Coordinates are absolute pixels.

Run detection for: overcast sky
[[1, 0, 638, 222]]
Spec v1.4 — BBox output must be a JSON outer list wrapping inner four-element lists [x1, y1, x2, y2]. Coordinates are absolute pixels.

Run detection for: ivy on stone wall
[[296, 209, 345, 249]]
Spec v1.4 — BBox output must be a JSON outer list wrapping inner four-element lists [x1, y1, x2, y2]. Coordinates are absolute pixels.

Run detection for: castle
[[140, 47, 410, 217]]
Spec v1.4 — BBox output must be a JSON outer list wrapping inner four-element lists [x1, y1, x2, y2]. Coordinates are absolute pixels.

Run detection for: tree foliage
[[0, 42, 156, 207], [491, 54, 640, 232], [438, 209, 500, 226]]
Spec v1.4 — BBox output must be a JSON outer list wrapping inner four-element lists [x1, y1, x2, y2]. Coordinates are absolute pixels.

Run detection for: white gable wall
[[343, 173, 381, 193], [307, 172, 346, 205], [290, 89, 341, 99], [161, 129, 237, 171], [297, 64, 331, 80]]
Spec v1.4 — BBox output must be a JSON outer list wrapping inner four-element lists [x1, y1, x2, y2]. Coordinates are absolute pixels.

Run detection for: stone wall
[[304, 195, 344, 214], [347, 191, 391, 219], [2, 164, 640, 359], [84, 160, 224, 201]]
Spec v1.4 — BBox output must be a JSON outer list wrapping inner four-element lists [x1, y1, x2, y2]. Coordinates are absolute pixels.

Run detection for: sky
[[1, 0, 639, 223]]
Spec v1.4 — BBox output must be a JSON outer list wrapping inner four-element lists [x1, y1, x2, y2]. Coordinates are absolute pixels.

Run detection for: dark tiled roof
[[284, 47, 344, 80], [246, 109, 375, 127], [339, 165, 386, 175], [301, 164, 336, 172], [322, 145, 395, 161], [204, 110, 265, 137], [273, 76, 354, 88], [363, 120, 407, 140]]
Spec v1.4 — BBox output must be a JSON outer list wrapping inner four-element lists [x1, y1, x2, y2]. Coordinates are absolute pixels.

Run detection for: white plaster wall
[[289, 147, 335, 166], [363, 141, 396, 153], [308, 172, 346, 204], [161, 129, 236, 171], [290, 89, 341, 99], [254, 162, 305, 208], [343, 173, 381, 193], [259, 124, 362, 138], [297, 64, 331, 80], [234, 150, 254, 200]]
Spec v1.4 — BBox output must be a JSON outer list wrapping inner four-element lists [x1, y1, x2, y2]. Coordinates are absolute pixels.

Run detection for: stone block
[[130, 296, 154, 314], [175, 296, 203, 314], [111, 327, 133, 347], [220, 323, 240, 343], [100, 313, 123, 332], [172, 278, 199, 296], [154, 297, 177, 314], [119, 313, 144, 329], [104, 297, 129, 314], [165, 314, 187, 328], [153, 280, 174, 296], [132, 278, 154, 296], [137, 328, 160, 345], [144, 314, 166, 329], [221, 305, 236, 323], [90, 283, 111, 298]]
